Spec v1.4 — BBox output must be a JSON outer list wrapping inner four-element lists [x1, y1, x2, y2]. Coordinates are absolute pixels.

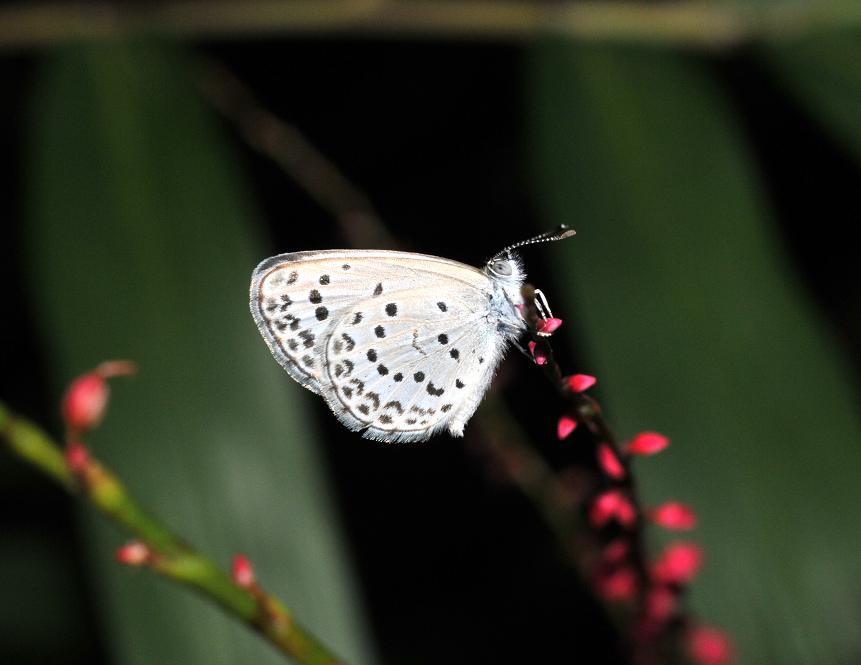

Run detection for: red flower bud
[[687, 625, 733, 665], [537, 317, 563, 336], [650, 502, 697, 530], [116, 541, 150, 566], [564, 374, 597, 393], [232, 554, 256, 588], [590, 490, 637, 528], [597, 443, 626, 480], [595, 566, 638, 601], [652, 542, 704, 585], [65, 441, 90, 473], [527, 341, 548, 365], [627, 431, 670, 456], [62, 374, 108, 433], [557, 415, 577, 440]]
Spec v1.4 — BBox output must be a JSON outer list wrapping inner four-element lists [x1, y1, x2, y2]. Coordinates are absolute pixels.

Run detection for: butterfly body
[[250, 248, 528, 442]]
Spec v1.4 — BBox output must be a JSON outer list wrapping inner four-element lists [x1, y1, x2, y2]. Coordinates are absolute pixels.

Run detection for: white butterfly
[[250, 226, 575, 443]]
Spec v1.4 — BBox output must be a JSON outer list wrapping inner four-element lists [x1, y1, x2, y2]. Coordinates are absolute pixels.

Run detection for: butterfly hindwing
[[323, 285, 506, 442]]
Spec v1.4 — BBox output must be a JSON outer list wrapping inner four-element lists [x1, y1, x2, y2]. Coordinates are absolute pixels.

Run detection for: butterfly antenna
[[498, 224, 576, 257]]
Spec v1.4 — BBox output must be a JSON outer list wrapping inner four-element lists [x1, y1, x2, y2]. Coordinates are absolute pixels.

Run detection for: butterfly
[[250, 226, 575, 443]]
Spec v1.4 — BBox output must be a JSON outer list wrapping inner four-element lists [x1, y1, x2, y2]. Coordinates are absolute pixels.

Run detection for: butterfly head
[[484, 252, 525, 285]]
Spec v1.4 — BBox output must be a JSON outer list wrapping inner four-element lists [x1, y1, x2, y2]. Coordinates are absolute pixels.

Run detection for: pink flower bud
[[116, 541, 150, 566], [537, 317, 563, 336], [652, 542, 704, 585], [232, 554, 256, 588], [590, 490, 637, 528], [65, 441, 90, 473], [564, 374, 596, 393], [646, 585, 678, 622], [627, 431, 670, 456], [602, 539, 630, 565], [62, 361, 136, 434], [596, 566, 638, 601], [597, 443, 626, 480], [557, 415, 577, 440], [527, 341, 548, 365], [650, 502, 698, 530], [687, 625, 733, 665], [62, 374, 109, 433]]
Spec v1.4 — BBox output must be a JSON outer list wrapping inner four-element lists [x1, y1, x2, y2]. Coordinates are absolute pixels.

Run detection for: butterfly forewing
[[251, 250, 507, 441]]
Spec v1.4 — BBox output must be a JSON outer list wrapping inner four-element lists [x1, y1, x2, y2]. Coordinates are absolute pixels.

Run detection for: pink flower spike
[[650, 502, 698, 530], [527, 341, 548, 365], [232, 554, 256, 589], [557, 415, 578, 440], [116, 541, 150, 566], [537, 317, 563, 336], [652, 542, 704, 585], [596, 567, 638, 601], [62, 373, 109, 433], [597, 443, 626, 480], [65, 441, 90, 473], [564, 374, 597, 393], [627, 431, 670, 456], [687, 625, 734, 665]]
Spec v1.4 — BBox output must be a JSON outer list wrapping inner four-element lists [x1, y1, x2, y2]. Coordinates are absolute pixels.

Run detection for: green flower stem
[[0, 399, 345, 665]]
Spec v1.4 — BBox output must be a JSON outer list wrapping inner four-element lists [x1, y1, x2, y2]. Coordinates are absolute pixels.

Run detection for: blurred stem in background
[[1, 1, 861, 49]]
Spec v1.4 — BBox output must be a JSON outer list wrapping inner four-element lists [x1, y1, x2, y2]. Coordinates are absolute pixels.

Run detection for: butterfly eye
[[488, 258, 513, 277]]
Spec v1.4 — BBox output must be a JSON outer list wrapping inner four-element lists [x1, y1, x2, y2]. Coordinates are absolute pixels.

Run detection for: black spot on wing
[[437, 301, 447, 312], [414, 371, 425, 382], [377, 364, 389, 375], [287, 271, 298, 284], [319, 274, 330, 285], [450, 348, 460, 360], [375, 325, 386, 338], [426, 382, 444, 397], [352, 312, 363, 325], [315, 306, 328, 321], [456, 379, 465, 389], [341, 333, 355, 351], [438, 334, 448, 344], [384, 401, 404, 414], [385, 303, 398, 317], [393, 373, 403, 382], [379, 415, 392, 425], [298, 330, 315, 348], [309, 289, 322, 304], [373, 283, 383, 296], [367, 349, 377, 362], [441, 404, 452, 412]]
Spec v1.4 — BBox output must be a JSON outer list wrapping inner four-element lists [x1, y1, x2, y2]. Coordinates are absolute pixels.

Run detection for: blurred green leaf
[[530, 41, 861, 663], [763, 29, 861, 157], [26, 41, 374, 665]]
